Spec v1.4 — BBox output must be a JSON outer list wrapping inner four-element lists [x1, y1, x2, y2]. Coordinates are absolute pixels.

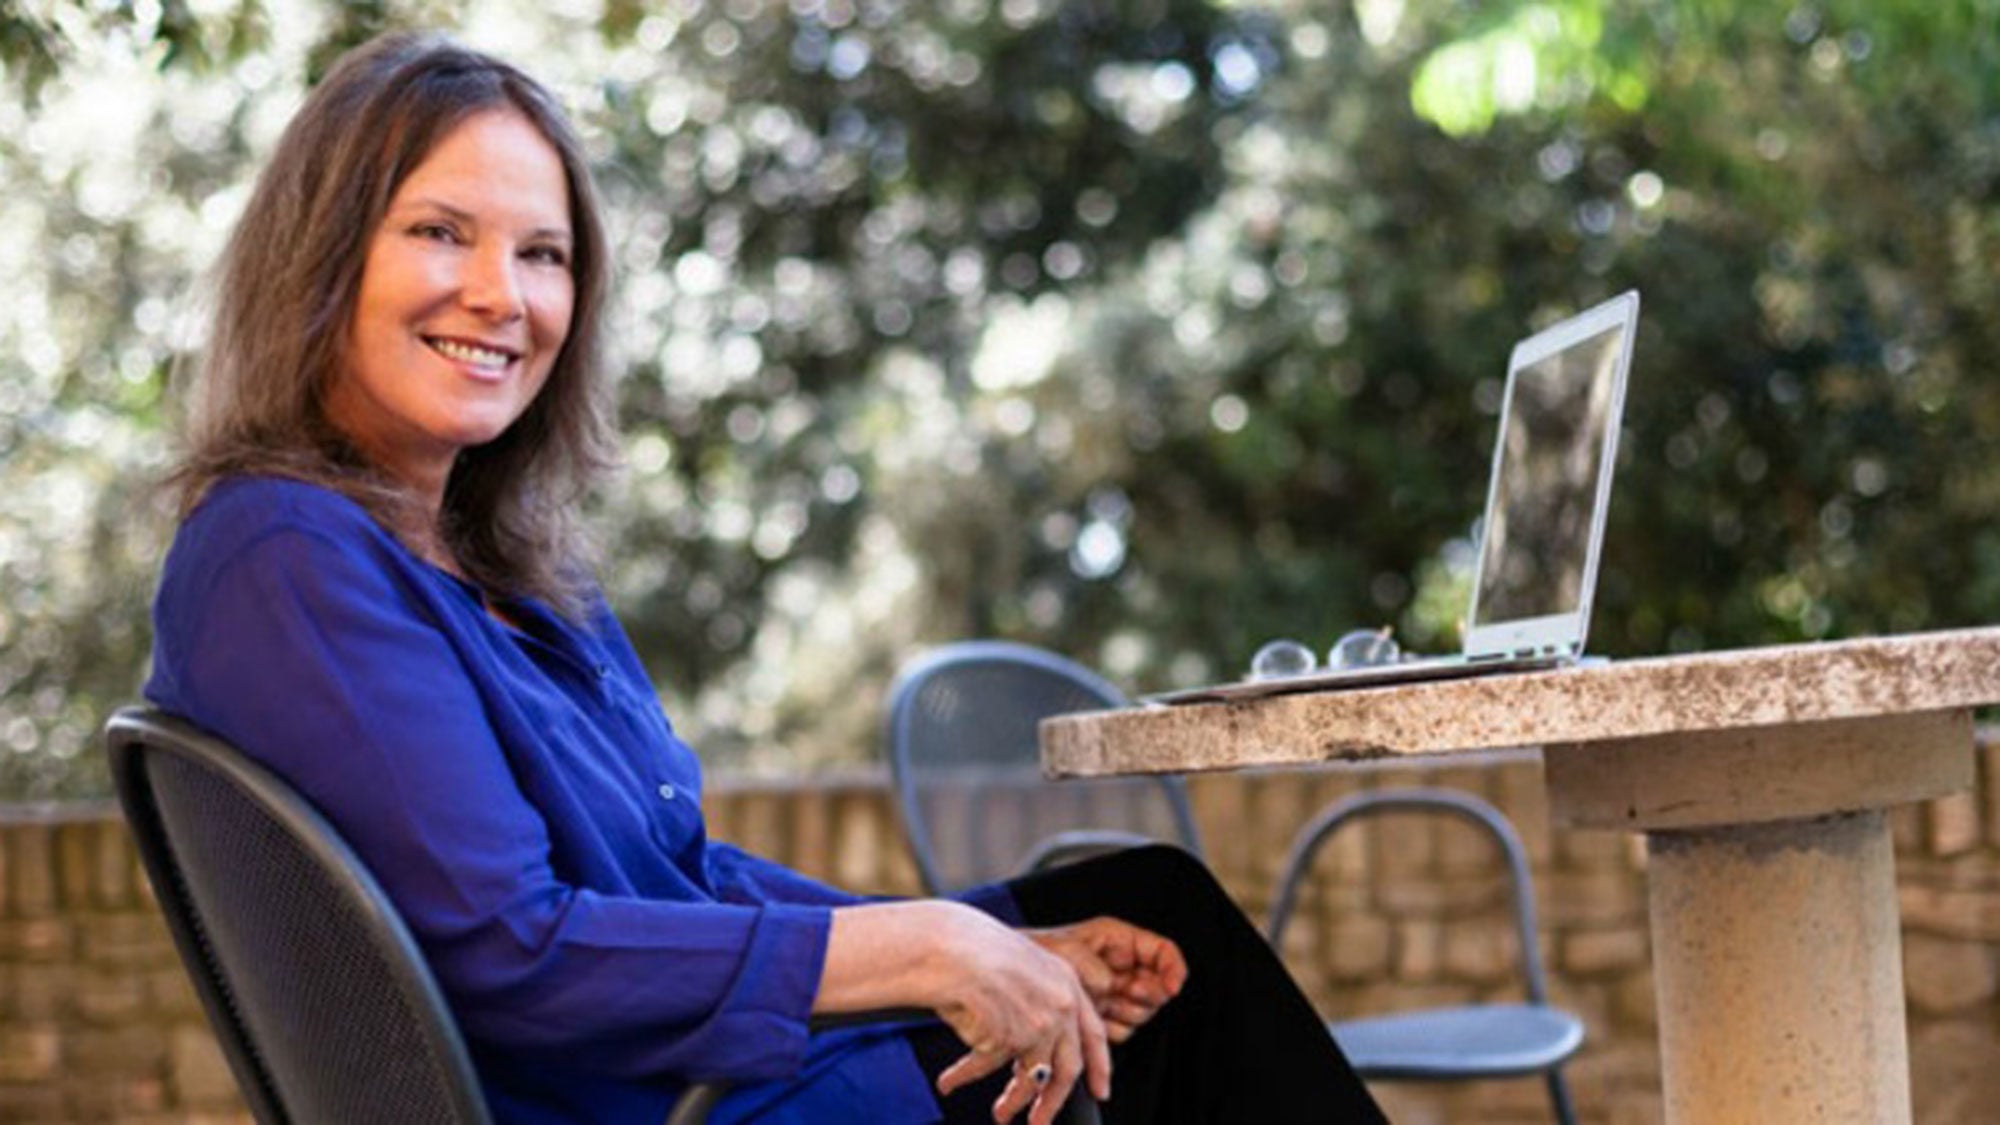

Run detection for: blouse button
[[596, 663, 611, 679], [656, 782, 677, 801]]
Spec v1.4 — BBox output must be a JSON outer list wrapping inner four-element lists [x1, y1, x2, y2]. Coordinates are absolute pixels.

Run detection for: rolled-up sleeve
[[150, 511, 829, 1083]]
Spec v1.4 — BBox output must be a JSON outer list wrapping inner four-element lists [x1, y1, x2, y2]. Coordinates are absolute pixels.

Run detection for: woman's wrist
[[816, 899, 986, 1015]]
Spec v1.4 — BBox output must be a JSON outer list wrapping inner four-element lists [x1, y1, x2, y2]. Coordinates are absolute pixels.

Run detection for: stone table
[[1041, 627, 2000, 1124]]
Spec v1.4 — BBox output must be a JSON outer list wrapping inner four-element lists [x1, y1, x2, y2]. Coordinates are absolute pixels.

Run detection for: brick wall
[[6, 743, 2000, 1123]]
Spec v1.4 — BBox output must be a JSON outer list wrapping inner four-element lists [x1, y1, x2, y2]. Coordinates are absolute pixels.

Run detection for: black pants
[[907, 846, 1386, 1124]]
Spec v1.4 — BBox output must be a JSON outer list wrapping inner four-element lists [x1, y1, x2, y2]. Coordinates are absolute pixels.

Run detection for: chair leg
[[1545, 1067, 1578, 1125], [664, 1082, 728, 1125]]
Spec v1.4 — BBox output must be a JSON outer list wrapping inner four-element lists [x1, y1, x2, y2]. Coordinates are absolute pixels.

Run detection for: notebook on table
[[1150, 290, 1641, 705]]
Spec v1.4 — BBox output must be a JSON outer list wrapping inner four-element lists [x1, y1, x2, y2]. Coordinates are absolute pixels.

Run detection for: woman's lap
[[907, 846, 1385, 1125]]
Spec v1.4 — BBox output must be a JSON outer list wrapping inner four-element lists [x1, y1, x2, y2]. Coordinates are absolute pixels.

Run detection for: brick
[[1297, 860, 1371, 919], [2, 961, 69, 1022], [1494, 760, 1553, 867], [6, 825, 55, 918], [0, 1026, 59, 1083], [1377, 870, 1505, 917], [1890, 802, 1923, 854], [1325, 915, 1394, 982], [1928, 791, 1983, 858], [1435, 806, 1500, 876], [0, 1083, 65, 1122], [1249, 774, 1320, 883], [63, 1075, 170, 1119], [0, 918, 70, 962], [1185, 772, 1252, 886], [787, 789, 835, 884], [148, 968, 203, 1019], [1436, 1070, 1562, 1122], [65, 1026, 167, 1074], [1899, 883, 2000, 942], [75, 963, 149, 1024], [1560, 1040, 1663, 1105], [96, 821, 137, 908], [1623, 833, 1649, 870], [1612, 967, 1659, 1030], [1295, 799, 1370, 887], [1910, 1021, 2000, 1125], [1441, 921, 1518, 984], [1561, 927, 1650, 976], [1366, 1085, 1450, 1125], [171, 1024, 240, 1107], [1373, 808, 1436, 880], [732, 792, 788, 864], [57, 822, 98, 911], [1607, 1092, 1666, 1125], [832, 795, 891, 893], [1556, 826, 1629, 871], [1541, 871, 1646, 928], [1981, 738, 2000, 847], [1395, 918, 1443, 981], [1338, 979, 1478, 1019], [79, 911, 173, 967], [1903, 931, 1999, 1015]]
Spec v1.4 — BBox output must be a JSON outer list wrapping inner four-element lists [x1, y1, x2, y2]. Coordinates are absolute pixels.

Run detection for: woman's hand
[[818, 901, 1111, 1125], [928, 907, 1112, 1125], [1027, 917, 1187, 1043]]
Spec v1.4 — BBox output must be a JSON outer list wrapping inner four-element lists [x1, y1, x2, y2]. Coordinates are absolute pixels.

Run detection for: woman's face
[[327, 107, 576, 498]]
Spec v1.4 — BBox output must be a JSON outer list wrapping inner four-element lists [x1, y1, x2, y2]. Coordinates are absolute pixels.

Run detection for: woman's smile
[[424, 333, 522, 377]]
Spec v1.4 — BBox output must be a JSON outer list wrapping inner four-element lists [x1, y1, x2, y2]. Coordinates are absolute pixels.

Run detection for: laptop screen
[[1471, 319, 1629, 629]]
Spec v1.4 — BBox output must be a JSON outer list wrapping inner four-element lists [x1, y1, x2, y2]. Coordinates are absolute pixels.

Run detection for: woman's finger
[[1096, 996, 1155, 1037], [1078, 986, 1114, 1104], [935, 1044, 1010, 1098], [990, 1058, 1047, 1125]]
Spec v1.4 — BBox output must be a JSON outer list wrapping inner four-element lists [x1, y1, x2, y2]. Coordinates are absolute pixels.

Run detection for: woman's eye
[[410, 222, 459, 243], [524, 245, 570, 268]]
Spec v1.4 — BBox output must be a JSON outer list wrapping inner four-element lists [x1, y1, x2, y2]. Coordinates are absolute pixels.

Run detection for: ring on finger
[[1028, 1062, 1052, 1086]]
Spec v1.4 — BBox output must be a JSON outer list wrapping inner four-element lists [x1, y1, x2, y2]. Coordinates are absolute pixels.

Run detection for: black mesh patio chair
[[1266, 786, 1584, 1125], [884, 640, 1202, 895], [104, 706, 752, 1125]]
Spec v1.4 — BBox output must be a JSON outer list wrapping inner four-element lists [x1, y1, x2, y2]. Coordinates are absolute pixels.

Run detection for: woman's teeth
[[428, 337, 512, 368]]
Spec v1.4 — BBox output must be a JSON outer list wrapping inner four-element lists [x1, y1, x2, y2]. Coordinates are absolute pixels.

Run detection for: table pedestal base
[[1547, 709, 1974, 1125], [1647, 811, 1908, 1124]]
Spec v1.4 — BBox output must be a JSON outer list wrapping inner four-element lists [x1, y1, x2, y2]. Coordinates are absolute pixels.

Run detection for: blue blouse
[[145, 477, 1008, 1124]]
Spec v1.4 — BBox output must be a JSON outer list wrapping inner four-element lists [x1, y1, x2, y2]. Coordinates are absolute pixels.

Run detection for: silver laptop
[[1151, 290, 1640, 705]]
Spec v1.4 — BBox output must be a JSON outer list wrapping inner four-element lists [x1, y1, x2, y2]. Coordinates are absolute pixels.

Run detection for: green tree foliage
[[4, 0, 1999, 796]]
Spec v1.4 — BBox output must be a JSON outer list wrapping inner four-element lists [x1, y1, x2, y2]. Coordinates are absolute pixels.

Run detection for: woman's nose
[[460, 246, 525, 320]]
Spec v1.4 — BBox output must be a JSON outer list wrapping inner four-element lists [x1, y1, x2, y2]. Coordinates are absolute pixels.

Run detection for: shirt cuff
[[952, 880, 1023, 926]]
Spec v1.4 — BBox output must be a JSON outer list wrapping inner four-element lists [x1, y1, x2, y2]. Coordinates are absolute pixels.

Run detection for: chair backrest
[[885, 640, 1201, 894], [104, 707, 493, 1125], [1266, 787, 1555, 1005]]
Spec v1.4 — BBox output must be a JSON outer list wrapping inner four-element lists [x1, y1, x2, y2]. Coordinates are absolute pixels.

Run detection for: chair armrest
[[663, 1010, 931, 1125], [1016, 830, 1163, 877]]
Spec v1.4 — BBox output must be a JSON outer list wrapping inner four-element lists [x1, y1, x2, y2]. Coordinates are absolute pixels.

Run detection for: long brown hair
[[170, 32, 615, 616]]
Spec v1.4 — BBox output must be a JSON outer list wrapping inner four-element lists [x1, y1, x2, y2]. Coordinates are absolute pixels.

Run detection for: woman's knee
[[1118, 841, 1213, 885]]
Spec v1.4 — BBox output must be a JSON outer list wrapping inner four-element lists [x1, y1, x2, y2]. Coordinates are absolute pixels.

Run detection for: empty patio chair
[[884, 640, 1200, 894], [1266, 786, 1584, 1125]]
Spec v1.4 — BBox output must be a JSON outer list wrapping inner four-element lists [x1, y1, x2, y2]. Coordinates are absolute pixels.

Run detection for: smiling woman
[[142, 30, 1386, 1125]]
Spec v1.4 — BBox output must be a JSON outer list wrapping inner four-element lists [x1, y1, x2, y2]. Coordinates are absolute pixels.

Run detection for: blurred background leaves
[[5, 0, 2000, 797]]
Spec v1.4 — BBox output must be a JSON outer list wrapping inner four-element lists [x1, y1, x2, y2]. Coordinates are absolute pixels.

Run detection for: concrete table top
[[1040, 626, 2000, 1124], [1041, 625, 2000, 778]]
